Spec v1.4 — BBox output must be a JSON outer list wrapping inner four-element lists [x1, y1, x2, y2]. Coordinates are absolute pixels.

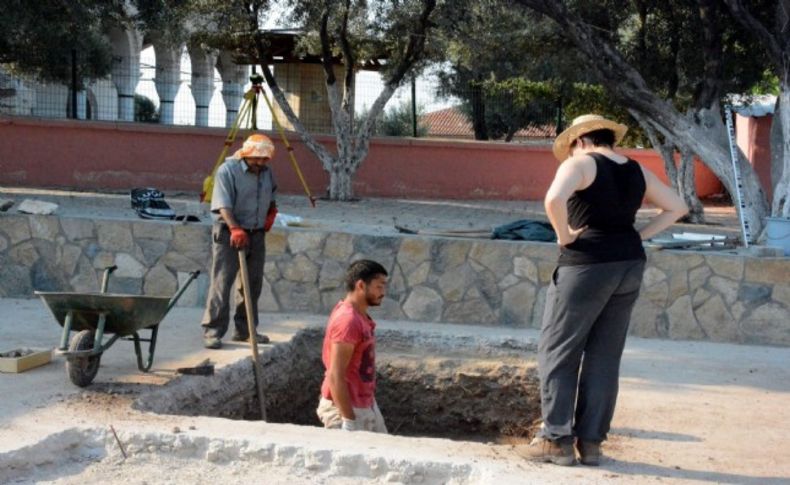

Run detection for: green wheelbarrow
[[36, 265, 200, 387]]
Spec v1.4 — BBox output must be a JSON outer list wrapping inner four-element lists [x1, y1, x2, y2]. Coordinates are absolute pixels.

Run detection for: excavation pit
[[135, 328, 541, 442]]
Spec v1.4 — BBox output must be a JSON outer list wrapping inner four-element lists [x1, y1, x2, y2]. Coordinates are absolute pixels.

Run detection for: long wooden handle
[[237, 249, 267, 421]]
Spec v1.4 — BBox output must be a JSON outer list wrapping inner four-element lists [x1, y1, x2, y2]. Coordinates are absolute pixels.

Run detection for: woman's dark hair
[[345, 260, 388, 291], [572, 128, 616, 148]]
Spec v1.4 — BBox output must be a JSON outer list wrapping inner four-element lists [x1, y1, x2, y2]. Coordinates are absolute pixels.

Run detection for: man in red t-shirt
[[316, 260, 388, 433]]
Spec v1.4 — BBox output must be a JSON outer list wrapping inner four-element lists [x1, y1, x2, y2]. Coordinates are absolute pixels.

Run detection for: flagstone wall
[[1, 213, 788, 346]]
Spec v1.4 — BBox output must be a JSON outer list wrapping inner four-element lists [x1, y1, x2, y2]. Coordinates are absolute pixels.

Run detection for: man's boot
[[519, 436, 576, 466], [575, 440, 601, 466]]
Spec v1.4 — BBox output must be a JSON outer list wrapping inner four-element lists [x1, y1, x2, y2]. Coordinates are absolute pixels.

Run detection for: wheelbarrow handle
[[165, 270, 201, 313], [100, 265, 119, 293]]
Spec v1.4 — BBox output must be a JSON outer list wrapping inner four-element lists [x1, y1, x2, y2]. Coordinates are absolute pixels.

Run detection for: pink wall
[[0, 117, 722, 200], [736, 113, 773, 199]]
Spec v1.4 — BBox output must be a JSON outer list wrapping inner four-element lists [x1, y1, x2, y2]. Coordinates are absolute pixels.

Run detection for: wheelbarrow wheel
[[66, 330, 101, 387]]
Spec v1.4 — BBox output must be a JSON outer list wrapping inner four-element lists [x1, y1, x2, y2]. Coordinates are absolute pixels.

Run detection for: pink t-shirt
[[320, 300, 377, 408]]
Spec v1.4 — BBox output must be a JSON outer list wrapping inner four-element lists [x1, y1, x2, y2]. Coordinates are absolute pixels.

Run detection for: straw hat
[[552, 114, 628, 161], [234, 133, 275, 159]]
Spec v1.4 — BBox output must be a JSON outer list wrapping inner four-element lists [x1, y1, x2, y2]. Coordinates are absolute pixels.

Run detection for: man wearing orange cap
[[201, 134, 279, 349]]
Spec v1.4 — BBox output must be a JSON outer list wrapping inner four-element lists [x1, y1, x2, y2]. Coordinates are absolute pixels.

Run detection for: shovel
[[238, 248, 268, 421]]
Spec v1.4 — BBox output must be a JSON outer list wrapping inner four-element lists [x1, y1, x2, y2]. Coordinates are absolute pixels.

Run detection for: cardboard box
[[0, 348, 52, 373]]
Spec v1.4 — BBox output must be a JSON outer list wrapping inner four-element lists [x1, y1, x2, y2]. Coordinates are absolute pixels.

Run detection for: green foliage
[[0, 0, 125, 87], [361, 100, 428, 137], [134, 94, 160, 123]]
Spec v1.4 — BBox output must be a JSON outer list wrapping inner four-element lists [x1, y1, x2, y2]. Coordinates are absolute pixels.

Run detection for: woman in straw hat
[[201, 133, 279, 350], [522, 115, 688, 466]]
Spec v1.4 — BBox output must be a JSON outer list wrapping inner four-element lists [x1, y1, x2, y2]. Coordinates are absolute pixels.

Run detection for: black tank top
[[558, 153, 647, 266]]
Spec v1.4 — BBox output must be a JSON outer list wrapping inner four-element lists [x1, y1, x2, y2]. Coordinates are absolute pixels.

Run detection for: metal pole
[[724, 105, 752, 246], [411, 76, 418, 137], [238, 249, 268, 421], [71, 49, 78, 119]]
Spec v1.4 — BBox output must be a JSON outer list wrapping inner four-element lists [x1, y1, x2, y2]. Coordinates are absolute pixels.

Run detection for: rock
[[143, 265, 178, 296], [0, 257, 32, 297], [469, 241, 514, 275], [706, 255, 744, 280], [498, 274, 520, 290], [138, 239, 170, 266], [695, 295, 739, 343], [444, 298, 496, 325], [666, 296, 706, 340], [171, 225, 210, 263], [29, 215, 60, 240], [161, 251, 202, 272], [513, 257, 539, 283], [288, 231, 325, 254], [739, 303, 790, 345], [396, 238, 431, 273], [629, 299, 665, 338], [738, 283, 772, 307], [17, 199, 58, 215], [642, 267, 667, 288], [537, 261, 556, 284], [323, 233, 354, 260], [501, 282, 537, 327], [0, 234, 7, 252], [353, 235, 399, 260], [61, 218, 94, 241], [318, 260, 345, 291], [273, 280, 321, 312], [257, 278, 280, 312], [437, 264, 475, 302], [58, 244, 83, 276], [432, 240, 471, 273], [114, 253, 146, 278], [266, 231, 289, 256], [320, 288, 347, 312], [405, 261, 431, 287], [96, 221, 134, 252], [69, 257, 99, 293], [708, 276, 739, 305], [744, 258, 790, 285], [642, 281, 669, 307], [0, 198, 14, 212], [9, 241, 38, 266], [668, 271, 689, 300], [3, 216, 31, 245], [771, 284, 790, 308], [282, 254, 319, 283], [370, 296, 405, 320], [692, 287, 712, 307], [132, 221, 173, 240], [688, 265, 712, 289], [387, 263, 406, 300], [402, 286, 443, 321]]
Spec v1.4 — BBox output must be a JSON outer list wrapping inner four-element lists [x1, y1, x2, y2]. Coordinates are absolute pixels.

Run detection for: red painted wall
[[736, 114, 773, 199], [0, 117, 723, 199]]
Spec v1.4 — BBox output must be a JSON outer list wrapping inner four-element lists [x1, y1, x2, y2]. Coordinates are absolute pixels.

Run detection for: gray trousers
[[201, 224, 267, 339], [538, 259, 645, 444]]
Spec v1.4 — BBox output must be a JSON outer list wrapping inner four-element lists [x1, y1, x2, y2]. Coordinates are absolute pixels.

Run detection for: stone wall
[[1, 213, 788, 346]]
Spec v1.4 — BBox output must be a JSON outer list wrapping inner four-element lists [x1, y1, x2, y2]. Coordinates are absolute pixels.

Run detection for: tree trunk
[[772, 80, 790, 217], [328, 164, 356, 201], [678, 146, 705, 223], [470, 78, 488, 140]]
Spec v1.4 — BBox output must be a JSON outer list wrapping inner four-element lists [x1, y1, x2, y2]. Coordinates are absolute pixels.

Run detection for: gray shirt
[[211, 157, 277, 230]]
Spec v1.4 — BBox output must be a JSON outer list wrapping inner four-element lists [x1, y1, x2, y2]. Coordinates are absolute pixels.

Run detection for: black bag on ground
[[130, 188, 176, 220], [492, 219, 556, 242]]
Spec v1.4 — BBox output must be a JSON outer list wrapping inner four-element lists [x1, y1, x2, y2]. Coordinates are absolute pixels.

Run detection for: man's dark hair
[[345, 260, 388, 291], [574, 128, 616, 148]]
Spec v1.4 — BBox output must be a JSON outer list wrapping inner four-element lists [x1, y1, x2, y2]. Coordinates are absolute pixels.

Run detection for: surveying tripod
[[202, 73, 316, 207]]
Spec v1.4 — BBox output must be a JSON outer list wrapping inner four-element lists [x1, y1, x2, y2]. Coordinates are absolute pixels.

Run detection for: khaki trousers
[[316, 397, 388, 433]]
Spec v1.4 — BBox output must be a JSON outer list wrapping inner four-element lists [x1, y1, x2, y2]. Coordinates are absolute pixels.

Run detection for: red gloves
[[264, 205, 278, 232], [229, 226, 249, 248]]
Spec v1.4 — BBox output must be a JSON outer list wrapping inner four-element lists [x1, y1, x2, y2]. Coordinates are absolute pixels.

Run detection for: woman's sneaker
[[519, 436, 576, 466], [575, 440, 602, 466]]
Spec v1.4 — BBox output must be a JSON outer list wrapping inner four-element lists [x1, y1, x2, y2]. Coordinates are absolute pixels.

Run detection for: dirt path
[[1, 298, 788, 484]]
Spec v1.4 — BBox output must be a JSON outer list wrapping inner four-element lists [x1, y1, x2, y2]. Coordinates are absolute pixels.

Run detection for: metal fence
[[0, 49, 561, 142]]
